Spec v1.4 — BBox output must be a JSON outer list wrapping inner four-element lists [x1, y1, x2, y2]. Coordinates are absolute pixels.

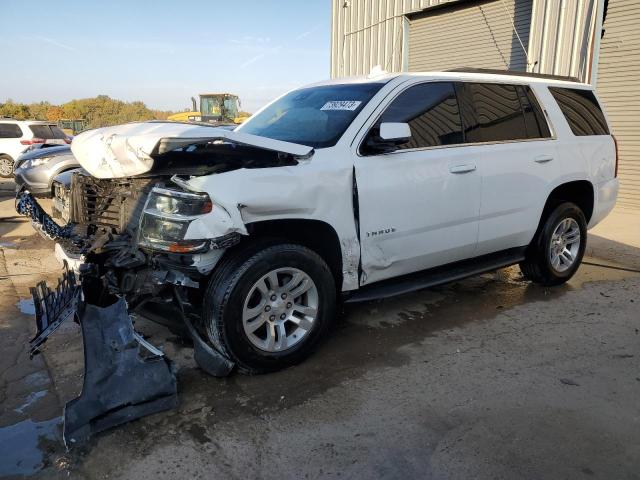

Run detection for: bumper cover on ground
[[64, 298, 178, 446]]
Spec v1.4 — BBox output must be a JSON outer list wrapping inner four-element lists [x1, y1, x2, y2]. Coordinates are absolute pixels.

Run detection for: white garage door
[[596, 0, 640, 208], [408, 0, 532, 72]]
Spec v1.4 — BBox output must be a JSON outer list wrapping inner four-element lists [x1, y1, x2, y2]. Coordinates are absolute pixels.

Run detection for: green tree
[[0, 100, 30, 119], [1, 96, 173, 127]]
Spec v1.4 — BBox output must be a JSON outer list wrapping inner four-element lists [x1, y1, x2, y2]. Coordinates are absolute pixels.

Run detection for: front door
[[354, 81, 481, 286]]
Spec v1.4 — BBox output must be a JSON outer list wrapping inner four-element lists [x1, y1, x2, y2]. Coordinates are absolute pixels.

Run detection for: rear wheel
[[520, 202, 587, 286], [203, 242, 336, 374], [0, 155, 13, 178]]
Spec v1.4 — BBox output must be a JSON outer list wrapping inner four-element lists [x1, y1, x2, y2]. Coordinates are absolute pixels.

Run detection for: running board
[[346, 247, 527, 303]]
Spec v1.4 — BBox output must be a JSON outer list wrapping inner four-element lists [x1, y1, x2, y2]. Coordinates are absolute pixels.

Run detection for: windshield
[[223, 97, 238, 118], [200, 97, 222, 116], [238, 83, 385, 148]]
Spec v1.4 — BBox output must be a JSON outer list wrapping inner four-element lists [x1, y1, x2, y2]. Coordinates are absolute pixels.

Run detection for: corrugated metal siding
[[596, 0, 640, 207], [408, 0, 532, 72], [527, 0, 597, 82], [331, 0, 463, 77], [332, 0, 601, 82]]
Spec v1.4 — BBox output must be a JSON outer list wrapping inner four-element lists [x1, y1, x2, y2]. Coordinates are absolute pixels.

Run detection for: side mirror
[[363, 122, 411, 155], [379, 122, 411, 143]]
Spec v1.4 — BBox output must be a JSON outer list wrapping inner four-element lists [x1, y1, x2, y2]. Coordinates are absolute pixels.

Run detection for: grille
[[70, 174, 155, 235]]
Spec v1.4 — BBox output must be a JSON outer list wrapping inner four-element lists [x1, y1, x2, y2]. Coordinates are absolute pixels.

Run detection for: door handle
[[449, 164, 477, 174], [534, 154, 554, 163]]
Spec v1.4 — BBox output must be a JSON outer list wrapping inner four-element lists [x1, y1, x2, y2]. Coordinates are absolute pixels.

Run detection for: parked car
[[0, 119, 70, 177], [13, 145, 80, 197], [31, 70, 619, 375]]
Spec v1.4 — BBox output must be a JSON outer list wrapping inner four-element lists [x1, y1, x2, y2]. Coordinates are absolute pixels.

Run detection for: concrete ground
[[1, 176, 639, 480]]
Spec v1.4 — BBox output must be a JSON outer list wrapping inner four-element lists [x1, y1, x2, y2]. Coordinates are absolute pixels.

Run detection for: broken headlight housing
[[138, 187, 212, 253]]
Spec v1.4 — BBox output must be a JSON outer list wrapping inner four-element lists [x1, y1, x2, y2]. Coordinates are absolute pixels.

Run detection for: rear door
[[457, 82, 556, 255], [354, 81, 481, 285]]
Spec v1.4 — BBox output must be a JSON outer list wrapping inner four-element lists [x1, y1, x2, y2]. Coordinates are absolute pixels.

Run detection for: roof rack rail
[[447, 67, 582, 83]]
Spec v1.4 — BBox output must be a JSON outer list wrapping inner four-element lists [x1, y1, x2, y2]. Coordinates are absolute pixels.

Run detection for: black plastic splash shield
[[63, 298, 178, 447]]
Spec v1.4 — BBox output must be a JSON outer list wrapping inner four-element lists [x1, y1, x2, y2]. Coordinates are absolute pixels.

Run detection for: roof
[[311, 69, 589, 88], [198, 93, 238, 97], [0, 119, 59, 124]]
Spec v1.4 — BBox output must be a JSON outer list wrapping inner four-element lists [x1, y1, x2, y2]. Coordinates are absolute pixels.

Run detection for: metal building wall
[[331, 0, 600, 83], [527, 0, 599, 82], [330, 0, 462, 77], [596, 0, 640, 207], [408, 0, 532, 72]]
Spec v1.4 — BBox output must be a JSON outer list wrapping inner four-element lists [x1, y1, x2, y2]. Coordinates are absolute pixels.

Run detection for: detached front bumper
[[16, 190, 235, 446], [30, 267, 178, 446]]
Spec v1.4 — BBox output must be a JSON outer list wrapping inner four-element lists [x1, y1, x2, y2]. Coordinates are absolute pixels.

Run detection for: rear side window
[[460, 83, 529, 143], [548, 87, 609, 136], [518, 86, 552, 139], [0, 123, 22, 138], [29, 125, 67, 139], [373, 82, 463, 150]]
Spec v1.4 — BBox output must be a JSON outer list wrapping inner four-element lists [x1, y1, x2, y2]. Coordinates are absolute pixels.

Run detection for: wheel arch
[[543, 180, 594, 224], [241, 218, 348, 291]]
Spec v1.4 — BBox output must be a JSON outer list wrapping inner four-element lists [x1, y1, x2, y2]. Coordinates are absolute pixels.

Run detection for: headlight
[[25, 156, 52, 168], [138, 187, 212, 253], [146, 188, 212, 216]]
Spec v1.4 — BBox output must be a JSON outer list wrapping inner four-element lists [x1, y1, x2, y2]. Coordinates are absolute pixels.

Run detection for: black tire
[[0, 155, 13, 178], [520, 202, 587, 286], [203, 242, 336, 374]]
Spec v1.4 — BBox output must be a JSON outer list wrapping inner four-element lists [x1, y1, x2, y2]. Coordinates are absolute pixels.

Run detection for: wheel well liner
[[544, 180, 594, 223], [243, 219, 344, 285]]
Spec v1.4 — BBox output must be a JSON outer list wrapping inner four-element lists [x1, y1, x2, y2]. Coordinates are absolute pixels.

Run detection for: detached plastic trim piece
[[63, 298, 178, 447]]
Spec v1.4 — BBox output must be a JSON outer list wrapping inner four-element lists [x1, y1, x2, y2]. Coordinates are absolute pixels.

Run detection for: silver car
[[13, 145, 79, 197]]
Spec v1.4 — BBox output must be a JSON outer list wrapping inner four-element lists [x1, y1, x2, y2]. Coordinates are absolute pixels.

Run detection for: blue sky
[[0, 0, 331, 112]]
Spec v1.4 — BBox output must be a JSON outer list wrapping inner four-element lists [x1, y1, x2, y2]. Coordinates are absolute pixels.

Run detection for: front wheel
[[203, 243, 336, 374], [0, 155, 13, 178], [520, 202, 587, 286]]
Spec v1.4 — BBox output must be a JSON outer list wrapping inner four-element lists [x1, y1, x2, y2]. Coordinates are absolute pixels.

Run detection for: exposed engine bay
[[15, 121, 316, 446]]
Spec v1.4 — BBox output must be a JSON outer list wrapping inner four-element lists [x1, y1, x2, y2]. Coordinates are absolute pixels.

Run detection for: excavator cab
[[199, 93, 240, 123]]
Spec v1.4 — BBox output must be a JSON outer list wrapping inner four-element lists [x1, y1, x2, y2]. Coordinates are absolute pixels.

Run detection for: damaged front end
[[16, 179, 232, 446], [16, 122, 313, 445]]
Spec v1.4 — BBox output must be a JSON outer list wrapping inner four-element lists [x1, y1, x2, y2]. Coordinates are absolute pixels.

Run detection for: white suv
[[0, 119, 69, 177], [25, 70, 618, 374]]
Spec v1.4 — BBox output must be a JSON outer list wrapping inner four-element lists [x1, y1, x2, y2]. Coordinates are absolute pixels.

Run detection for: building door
[[408, 0, 532, 72]]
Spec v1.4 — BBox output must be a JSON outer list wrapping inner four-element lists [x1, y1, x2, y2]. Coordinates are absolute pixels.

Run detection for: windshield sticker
[[320, 101, 362, 111]]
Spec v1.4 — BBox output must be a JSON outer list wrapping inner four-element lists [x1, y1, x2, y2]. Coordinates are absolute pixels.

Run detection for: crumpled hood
[[70, 121, 314, 179]]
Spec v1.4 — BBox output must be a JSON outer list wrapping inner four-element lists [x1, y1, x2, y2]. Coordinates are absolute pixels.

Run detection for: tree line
[[0, 95, 175, 129]]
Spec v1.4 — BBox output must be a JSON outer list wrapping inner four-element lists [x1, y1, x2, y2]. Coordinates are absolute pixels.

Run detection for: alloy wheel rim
[[0, 159, 12, 176], [242, 267, 319, 353], [549, 217, 581, 273]]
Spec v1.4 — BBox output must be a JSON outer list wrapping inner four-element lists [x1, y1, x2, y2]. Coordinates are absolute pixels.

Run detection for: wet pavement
[[1, 177, 639, 479]]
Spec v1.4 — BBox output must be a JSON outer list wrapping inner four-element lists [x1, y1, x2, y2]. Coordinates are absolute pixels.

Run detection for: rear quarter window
[[548, 87, 609, 136], [29, 125, 67, 139], [0, 123, 23, 138]]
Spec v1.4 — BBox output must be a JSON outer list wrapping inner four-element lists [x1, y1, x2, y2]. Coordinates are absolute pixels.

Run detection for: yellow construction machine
[[168, 93, 250, 124]]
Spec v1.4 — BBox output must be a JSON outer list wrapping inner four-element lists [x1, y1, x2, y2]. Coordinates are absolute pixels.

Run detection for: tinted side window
[[548, 87, 609, 136], [29, 125, 64, 139], [0, 123, 22, 138], [376, 82, 463, 150], [518, 86, 551, 139], [462, 83, 528, 143]]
